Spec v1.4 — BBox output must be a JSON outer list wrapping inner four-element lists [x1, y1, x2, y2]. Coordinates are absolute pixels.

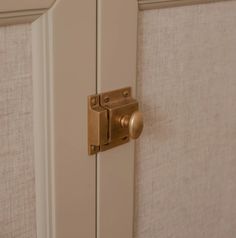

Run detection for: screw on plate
[[123, 90, 129, 97], [90, 145, 99, 153], [91, 97, 97, 106], [104, 96, 110, 103]]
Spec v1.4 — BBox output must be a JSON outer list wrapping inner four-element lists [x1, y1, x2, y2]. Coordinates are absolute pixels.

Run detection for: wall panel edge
[[138, 0, 234, 10]]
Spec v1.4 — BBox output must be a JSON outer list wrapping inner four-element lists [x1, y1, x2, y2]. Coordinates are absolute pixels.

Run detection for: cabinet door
[[97, 1, 236, 238], [0, 0, 97, 237]]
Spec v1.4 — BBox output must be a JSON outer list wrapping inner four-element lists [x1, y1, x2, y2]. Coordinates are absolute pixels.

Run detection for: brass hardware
[[88, 87, 143, 155], [121, 111, 144, 139]]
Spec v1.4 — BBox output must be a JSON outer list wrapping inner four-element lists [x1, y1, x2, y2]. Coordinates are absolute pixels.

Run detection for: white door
[[0, 1, 96, 238], [97, 1, 236, 238]]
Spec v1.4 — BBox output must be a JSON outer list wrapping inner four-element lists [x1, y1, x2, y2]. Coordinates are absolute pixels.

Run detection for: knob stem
[[120, 111, 144, 140]]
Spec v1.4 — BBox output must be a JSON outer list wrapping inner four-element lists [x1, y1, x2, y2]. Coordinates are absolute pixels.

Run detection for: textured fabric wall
[[135, 1, 236, 238], [0, 25, 36, 238]]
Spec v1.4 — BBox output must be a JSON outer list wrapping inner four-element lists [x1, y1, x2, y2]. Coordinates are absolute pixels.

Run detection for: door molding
[[139, 0, 234, 10], [32, 14, 53, 238], [0, 0, 56, 26], [32, 0, 97, 237]]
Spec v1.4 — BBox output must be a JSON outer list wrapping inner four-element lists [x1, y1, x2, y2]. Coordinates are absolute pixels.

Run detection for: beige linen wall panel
[[0, 25, 36, 238], [135, 1, 236, 238]]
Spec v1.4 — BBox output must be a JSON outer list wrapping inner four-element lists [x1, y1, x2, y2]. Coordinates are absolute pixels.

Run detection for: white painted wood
[[32, 0, 97, 237], [32, 14, 51, 238], [97, 0, 138, 238], [46, 1, 97, 237]]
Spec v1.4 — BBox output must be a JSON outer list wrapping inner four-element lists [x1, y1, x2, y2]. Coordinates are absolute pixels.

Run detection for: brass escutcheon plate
[[88, 87, 141, 155]]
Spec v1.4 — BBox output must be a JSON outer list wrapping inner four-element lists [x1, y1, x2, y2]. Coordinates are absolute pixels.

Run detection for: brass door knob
[[120, 111, 144, 139]]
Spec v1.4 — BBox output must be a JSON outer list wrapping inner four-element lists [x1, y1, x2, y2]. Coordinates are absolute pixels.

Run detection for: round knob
[[120, 111, 144, 139]]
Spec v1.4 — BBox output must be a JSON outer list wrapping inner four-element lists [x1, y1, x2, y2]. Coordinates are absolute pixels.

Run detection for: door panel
[[135, 1, 236, 238], [0, 24, 36, 238]]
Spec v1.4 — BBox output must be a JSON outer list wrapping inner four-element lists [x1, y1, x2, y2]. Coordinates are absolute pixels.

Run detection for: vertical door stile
[[96, 0, 138, 238], [44, 0, 97, 237]]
